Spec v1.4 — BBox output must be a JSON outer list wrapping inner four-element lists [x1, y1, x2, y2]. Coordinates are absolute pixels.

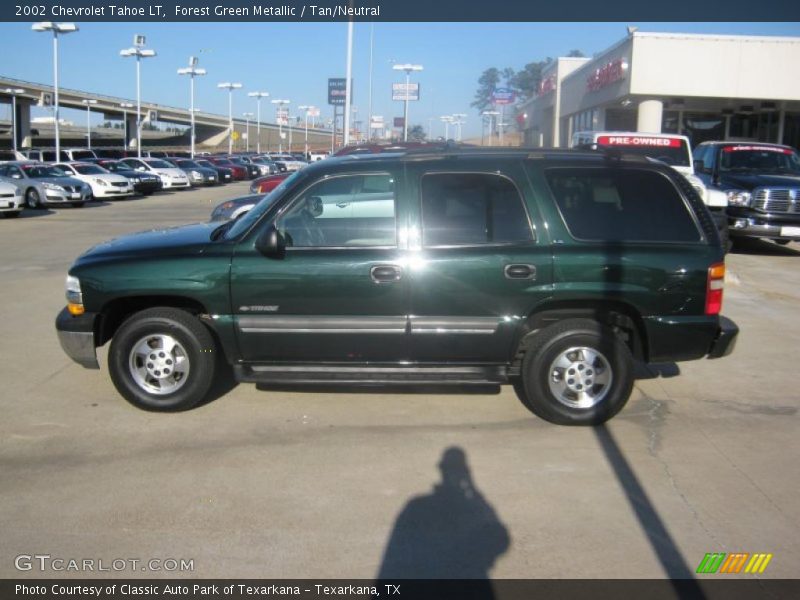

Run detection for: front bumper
[[55, 307, 99, 369], [707, 315, 739, 359], [95, 186, 133, 198], [0, 196, 23, 212], [728, 213, 800, 240], [133, 180, 163, 194], [44, 189, 92, 204]]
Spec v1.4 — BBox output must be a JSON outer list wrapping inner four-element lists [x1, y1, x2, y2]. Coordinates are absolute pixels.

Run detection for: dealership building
[[520, 31, 800, 150]]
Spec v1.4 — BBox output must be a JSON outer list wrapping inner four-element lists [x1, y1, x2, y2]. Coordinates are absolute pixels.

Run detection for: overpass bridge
[[0, 75, 333, 153]]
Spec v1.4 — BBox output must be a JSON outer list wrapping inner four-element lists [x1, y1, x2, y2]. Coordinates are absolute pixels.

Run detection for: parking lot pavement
[[1, 188, 798, 580]]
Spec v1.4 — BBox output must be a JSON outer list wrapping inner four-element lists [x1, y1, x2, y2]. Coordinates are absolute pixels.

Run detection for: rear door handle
[[504, 264, 536, 280], [370, 264, 403, 283]]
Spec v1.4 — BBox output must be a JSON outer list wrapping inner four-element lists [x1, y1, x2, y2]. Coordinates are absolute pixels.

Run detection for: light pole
[[247, 91, 269, 154], [392, 63, 423, 142], [242, 112, 254, 152], [178, 56, 206, 159], [271, 99, 289, 154], [298, 105, 315, 158], [440, 115, 454, 140], [119, 102, 133, 150], [32, 22, 78, 161], [81, 99, 97, 150], [3, 88, 25, 153], [120, 36, 157, 159], [452, 113, 466, 142], [217, 82, 242, 155], [482, 110, 499, 146]]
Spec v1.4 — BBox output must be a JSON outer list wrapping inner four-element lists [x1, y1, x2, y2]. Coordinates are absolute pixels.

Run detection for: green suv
[[55, 148, 738, 425]]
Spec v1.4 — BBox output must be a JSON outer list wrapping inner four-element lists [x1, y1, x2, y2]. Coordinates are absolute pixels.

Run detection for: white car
[[119, 158, 191, 190], [0, 180, 24, 218], [55, 162, 133, 199]]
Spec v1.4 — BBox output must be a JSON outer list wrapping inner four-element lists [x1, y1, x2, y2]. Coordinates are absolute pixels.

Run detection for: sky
[[2, 21, 800, 139]]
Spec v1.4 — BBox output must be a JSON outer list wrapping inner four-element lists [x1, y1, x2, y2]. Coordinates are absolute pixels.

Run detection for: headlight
[[726, 190, 751, 207], [190, 171, 203, 180], [43, 182, 65, 192], [65, 274, 84, 315], [94, 178, 109, 186]]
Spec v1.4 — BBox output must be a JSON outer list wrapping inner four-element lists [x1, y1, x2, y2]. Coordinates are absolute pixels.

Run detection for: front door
[[231, 169, 410, 363]]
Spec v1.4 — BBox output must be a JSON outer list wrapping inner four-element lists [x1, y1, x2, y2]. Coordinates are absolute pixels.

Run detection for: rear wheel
[[109, 308, 217, 411], [516, 319, 634, 425]]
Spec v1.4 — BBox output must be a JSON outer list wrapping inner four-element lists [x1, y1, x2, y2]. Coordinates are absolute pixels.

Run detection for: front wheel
[[26, 188, 42, 209], [109, 308, 217, 411], [517, 319, 634, 425]]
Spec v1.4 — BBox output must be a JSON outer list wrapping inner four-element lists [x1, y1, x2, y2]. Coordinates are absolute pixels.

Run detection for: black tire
[[517, 319, 634, 425], [25, 188, 42, 209], [71, 202, 85, 208], [719, 222, 732, 254], [108, 307, 217, 411]]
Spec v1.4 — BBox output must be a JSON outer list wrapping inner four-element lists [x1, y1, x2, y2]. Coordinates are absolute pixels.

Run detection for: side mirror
[[255, 225, 286, 258], [694, 160, 706, 174]]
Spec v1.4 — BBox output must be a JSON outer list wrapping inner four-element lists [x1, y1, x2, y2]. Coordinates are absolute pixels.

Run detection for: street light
[[120, 36, 157, 159], [32, 22, 78, 160], [242, 112, 254, 152], [81, 99, 97, 150], [452, 113, 466, 142], [247, 91, 269, 154], [482, 110, 499, 146], [271, 99, 289, 153], [392, 63, 423, 142], [297, 105, 316, 158], [217, 82, 242, 155], [3, 88, 25, 153], [178, 56, 206, 158], [440, 115, 454, 140], [119, 102, 134, 150]]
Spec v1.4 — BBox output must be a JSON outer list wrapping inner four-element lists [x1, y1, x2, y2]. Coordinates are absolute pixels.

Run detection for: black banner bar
[[2, 0, 800, 22], [3, 580, 800, 600]]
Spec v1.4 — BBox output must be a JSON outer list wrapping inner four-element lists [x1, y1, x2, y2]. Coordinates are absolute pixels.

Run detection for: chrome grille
[[753, 188, 800, 214]]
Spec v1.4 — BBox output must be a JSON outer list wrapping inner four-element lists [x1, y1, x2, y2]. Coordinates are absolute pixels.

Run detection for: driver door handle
[[504, 264, 536, 280], [370, 264, 403, 284]]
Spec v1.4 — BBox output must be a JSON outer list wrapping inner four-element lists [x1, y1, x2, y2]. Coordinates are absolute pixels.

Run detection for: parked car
[[0, 150, 28, 163], [194, 158, 235, 184], [210, 194, 268, 221], [268, 153, 306, 172], [0, 161, 91, 208], [693, 141, 800, 246], [308, 151, 329, 162], [119, 158, 190, 190], [227, 156, 260, 179], [207, 157, 248, 181], [571, 131, 729, 248], [236, 155, 276, 176], [166, 158, 220, 187], [55, 148, 737, 423], [0, 180, 24, 217], [250, 172, 290, 194], [85, 159, 163, 195], [54, 162, 133, 199]]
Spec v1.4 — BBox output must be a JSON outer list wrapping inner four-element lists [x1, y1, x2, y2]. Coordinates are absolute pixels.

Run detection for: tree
[[567, 49, 585, 57], [408, 125, 426, 142], [509, 58, 553, 102], [471, 67, 514, 113]]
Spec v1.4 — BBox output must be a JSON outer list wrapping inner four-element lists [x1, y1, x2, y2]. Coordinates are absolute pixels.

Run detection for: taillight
[[705, 263, 725, 315]]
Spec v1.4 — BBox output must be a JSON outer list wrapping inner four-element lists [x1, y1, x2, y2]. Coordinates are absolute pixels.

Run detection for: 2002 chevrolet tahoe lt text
[[55, 148, 738, 425]]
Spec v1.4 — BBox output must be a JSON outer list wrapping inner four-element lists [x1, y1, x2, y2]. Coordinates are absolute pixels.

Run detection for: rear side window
[[545, 168, 701, 243], [421, 173, 533, 246]]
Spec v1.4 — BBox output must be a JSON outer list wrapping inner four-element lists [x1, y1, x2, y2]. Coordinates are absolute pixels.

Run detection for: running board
[[234, 364, 509, 385]]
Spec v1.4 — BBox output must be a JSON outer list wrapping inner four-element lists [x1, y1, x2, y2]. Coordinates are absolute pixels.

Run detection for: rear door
[[405, 159, 553, 363]]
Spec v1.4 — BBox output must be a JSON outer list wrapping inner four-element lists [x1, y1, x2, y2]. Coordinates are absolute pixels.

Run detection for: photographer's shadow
[[376, 447, 510, 586]]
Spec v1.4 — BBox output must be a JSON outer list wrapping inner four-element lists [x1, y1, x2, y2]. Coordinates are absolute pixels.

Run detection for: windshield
[[214, 159, 233, 166], [229, 158, 246, 164], [719, 145, 800, 174], [146, 160, 174, 169], [595, 136, 691, 167], [176, 160, 201, 168], [101, 161, 122, 171], [223, 170, 304, 240], [74, 164, 108, 175], [195, 160, 213, 168], [71, 151, 96, 160], [22, 165, 68, 178]]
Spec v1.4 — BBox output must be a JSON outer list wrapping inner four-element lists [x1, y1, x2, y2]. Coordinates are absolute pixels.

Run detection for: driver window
[[276, 174, 397, 248]]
